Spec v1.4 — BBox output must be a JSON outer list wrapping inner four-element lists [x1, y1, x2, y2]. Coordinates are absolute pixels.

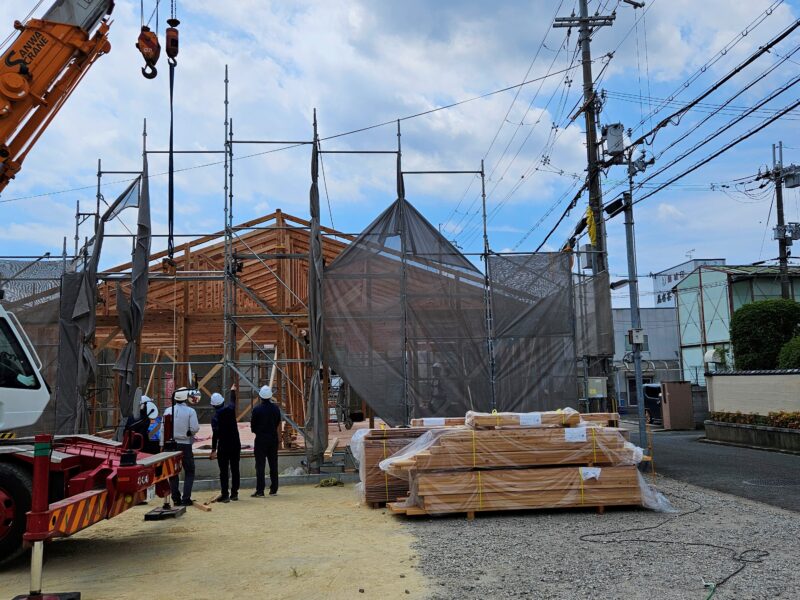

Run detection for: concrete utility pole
[[625, 151, 651, 453], [554, 0, 617, 409], [773, 142, 791, 299]]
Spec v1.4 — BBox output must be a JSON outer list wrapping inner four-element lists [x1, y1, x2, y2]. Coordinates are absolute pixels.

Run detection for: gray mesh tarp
[[113, 165, 149, 439], [488, 253, 576, 411], [324, 198, 490, 425], [306, 132, 327, 469], [324, 198, 577, 425], [574, 271, 614, 357]]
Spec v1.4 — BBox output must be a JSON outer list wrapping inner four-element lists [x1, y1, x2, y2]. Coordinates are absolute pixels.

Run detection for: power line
[[628, 0, 786, 136], [0, 63, 586, 206]]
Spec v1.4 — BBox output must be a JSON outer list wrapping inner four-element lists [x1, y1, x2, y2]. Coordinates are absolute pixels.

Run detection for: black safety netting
[[324, 198, 577, 425], [488, 253, 576, 412]]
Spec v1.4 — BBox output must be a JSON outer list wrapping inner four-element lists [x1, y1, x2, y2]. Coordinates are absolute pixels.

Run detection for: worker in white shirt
[[163, 387, 201, 506]]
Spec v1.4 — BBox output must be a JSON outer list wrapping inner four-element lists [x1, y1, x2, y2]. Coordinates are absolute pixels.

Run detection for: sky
[[0, 0, 799, 307]]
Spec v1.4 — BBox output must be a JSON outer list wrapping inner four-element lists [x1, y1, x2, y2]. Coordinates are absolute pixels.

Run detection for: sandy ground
[[3, 485, 426, 600]]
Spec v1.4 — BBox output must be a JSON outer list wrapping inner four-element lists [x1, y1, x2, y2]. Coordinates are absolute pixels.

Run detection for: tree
[[778, 336, 800, 369], [730, 299, 800, 370]]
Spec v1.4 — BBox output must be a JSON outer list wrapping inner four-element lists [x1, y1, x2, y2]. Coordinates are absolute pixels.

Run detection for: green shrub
[[730, 299, 800, 370], [778, 335, 800, 369], [710, 411, 800, 429]]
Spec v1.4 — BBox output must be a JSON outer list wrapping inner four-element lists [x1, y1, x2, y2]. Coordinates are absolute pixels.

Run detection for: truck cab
[[0, 303, 50, 432]]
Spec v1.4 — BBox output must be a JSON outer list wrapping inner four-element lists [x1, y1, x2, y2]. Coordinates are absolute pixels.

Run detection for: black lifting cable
[[578, 492, 770, 598], [164, 1, 180, 272]]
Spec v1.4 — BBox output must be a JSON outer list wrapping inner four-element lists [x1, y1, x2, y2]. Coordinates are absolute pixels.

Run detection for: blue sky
[[1, 0, 799, 307]]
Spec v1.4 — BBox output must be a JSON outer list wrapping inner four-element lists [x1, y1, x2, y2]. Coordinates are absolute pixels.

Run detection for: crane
[[0, 4, 186, 593], [0, 0, 116, 195]]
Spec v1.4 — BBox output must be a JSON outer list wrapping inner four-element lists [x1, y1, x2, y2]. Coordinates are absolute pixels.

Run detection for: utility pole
[[555, 0, 617, 409], [773, 142, 790, 299], [625, 150, 651, 452], [759, 142, 800, 299]]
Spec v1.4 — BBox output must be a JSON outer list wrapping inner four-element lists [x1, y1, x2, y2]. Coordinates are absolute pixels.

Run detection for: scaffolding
[[4, 64, 579, 455]]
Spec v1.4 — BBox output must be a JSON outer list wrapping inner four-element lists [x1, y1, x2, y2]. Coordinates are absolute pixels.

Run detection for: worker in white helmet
[[139, 395, 161, 454], [126, 392, 159, 453], [163, 387, 200, 506], [250, 384, 282, 497], [209, 383, 241, 502]]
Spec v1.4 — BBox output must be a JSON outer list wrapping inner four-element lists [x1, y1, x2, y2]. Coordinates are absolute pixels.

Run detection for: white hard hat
[[140, 394, 152, 405], [143, 401, 159, 419], [210, 392, 225, 407], [259, 385, 273, 400], [174, 387, 189, 402]]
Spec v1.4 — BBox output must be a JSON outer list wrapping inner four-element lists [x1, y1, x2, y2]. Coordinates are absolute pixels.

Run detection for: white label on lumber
[[564, 427, 587, 442], [519, 412, 542, 426], [579, 467, 601, 481], [423, 418, 446, 427]]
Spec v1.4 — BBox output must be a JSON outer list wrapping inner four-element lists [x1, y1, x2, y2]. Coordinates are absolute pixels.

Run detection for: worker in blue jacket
[[209, 383, 241, 502], [250, 385, 282, 497]]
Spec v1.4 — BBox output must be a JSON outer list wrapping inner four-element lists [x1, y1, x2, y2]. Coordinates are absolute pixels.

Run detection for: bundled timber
[[409, 417, 466, 427], [356, 427, 431, 506], [380, 411, 659, 518], [388, 466, 642, 515], [465, 409, 582, 428], [386, 426, 638, 472], [410, 412, 620, 429]]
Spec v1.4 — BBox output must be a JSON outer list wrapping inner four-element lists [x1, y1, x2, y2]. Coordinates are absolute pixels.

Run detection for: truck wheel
[[0, 462, 32, 566]]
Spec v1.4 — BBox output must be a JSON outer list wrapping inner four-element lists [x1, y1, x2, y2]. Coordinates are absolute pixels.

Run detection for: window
[[627, 376, 653, 406], [625, 334, 649, 352], [0, 318, 39, 389]]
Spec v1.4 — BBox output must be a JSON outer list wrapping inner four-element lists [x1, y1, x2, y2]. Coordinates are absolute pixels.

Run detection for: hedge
[[778, 336, 800, 369], [709, 411, 800, 430]]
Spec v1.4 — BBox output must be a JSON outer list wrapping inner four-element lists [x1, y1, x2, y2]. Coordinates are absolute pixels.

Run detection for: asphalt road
[[627, 427, 800, 512]]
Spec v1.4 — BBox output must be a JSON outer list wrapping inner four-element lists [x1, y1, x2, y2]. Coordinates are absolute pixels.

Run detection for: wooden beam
[[94, 326, 121, 355], [324, 437, 339, 460], [144, 349, 162, 396]]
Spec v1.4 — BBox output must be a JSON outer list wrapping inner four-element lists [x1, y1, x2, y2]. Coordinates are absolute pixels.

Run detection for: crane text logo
[[4, 31, 48, 69]]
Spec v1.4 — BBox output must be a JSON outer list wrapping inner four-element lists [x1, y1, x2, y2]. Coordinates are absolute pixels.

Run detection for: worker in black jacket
[[250, 385, 282, 497], [209, 384, 241, 502]]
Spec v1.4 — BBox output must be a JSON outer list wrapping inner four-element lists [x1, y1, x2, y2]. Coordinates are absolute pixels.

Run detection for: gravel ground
[[404, 476, 800, 600]]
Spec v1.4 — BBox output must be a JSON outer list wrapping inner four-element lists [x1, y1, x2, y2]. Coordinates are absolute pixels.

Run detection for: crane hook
[[142, 64, 158, 79], [136, 26, 161, 80]]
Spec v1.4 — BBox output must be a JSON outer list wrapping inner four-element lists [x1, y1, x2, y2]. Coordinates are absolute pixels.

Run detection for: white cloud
[[656, 202, 686, 221]]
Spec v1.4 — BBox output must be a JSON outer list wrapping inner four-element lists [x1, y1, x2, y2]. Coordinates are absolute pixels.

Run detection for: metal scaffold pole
[[480, 160, 497, 411]]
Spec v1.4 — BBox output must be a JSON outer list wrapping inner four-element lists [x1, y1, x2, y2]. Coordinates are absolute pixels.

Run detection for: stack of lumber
[[383, 418, 647, 518], [357, 427, 430, 506], [384, 426, 638, 471], [390, 466, 641, 516], [409, 417, 466, 427]]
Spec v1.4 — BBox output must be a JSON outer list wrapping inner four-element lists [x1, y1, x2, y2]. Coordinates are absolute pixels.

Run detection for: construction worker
[[138, 395, 161, 454], [209, 383, 241, 502], [163, 387, 200, 506], [250, 385, 282, 497]]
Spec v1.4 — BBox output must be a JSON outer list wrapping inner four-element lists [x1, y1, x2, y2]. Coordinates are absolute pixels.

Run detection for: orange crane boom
[[0, 0, 114, 194]]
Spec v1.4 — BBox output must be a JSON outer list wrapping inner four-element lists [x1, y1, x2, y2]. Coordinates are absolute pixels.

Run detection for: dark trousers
[[254, 438, 278, 494], [169, 443, 195, 503], [217, 446, 241, 498]]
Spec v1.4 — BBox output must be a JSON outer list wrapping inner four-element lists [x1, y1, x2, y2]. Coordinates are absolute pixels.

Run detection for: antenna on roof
[[686, 249, 696, 260]]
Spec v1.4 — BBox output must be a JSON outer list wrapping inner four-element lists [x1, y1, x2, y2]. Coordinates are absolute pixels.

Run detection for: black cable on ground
[[578, 492, 770, 596]]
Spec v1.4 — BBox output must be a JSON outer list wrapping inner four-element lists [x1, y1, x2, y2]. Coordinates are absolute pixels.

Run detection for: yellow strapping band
[[592, 428, 597, 464], [477, 471, 483, 510], [491, 408, 499, 427], [579, 469, 585, 505]]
